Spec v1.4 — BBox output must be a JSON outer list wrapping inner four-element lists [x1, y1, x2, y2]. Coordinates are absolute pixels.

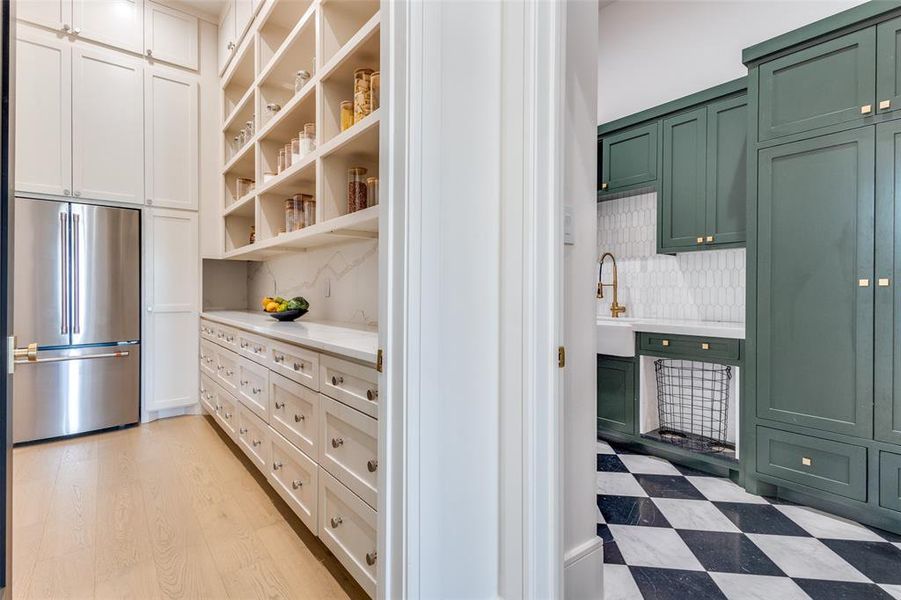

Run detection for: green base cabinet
[[880, 451, 901, 511], [597, 355, 636, 435], [599, 122, 658, 195]]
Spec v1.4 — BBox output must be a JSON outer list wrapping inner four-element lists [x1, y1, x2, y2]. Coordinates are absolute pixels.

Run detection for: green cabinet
[[879, 451, 901, 512], [877, 16, 901, 115], [758, 28, 876, 141], [706, 95, 748, 246], [597, 355, 636, 434], [660, 108, 707, 250], [599, 122, 658, 194], [638, 332, 741, 363], [756, 127, 875, 439]]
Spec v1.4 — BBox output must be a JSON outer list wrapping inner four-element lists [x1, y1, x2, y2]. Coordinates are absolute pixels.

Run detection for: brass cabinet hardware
[[801, 457, 812, 467], [662, 340, 670, 347], [293, 362, 303, 371], [705, 235, 714, 243], [701, 343, 710, 350], [252, 439, 261, 447], [376, 348, 384, 373], [13, 343, 38, 363], [879, 278, 891, 287], [881, 99, 892, 110], [859, 279, 870, 287], [861, 104, 873, 114], [558, 346, 566, 368], [601, 182, 609, 190], [696, 236, 704, 244], [274, 354, 284, 363], [239, 427, 247, 434]]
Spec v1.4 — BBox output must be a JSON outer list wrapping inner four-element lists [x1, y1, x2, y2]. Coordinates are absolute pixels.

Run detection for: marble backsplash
[[247, 239, 379, 327], [597, 192, 745, 323]]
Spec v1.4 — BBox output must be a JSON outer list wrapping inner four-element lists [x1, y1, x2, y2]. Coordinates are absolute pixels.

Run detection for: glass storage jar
[[284, 198, 296, 233], [277, 148, 285, 174], [366, 176, 379, 207], [293, 194, 306, 229], [347, 167, 368, 213], [295, 70, 311, 94], [245, 119, 254, 137], [353, 68, 373, 123], [265, 103, 281, 120], [236, 177, 254, 199], [303, 195, 316, 226], [301, 123, 316, 155], [340, 100, 354, 131], [291, 137, 301, 163], [370, 71, 380, 111], [283, 143, 293, 169]]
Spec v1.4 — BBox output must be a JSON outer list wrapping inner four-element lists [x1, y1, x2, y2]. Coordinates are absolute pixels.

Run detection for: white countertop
[[202, 310, 379, 364], [597, 316, 745, 340]]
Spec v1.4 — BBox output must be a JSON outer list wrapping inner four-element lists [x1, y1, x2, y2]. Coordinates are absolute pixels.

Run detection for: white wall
[[564, 1, 603, 598], [598, 0, 867, 123]]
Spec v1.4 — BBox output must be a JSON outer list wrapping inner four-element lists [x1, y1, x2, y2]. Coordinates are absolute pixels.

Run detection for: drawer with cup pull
[[237, 401, 270, 475], [269, 340, 319, 390], [200, 340, 218, 378], [318, 468, 377, 598], [268, 426, 319, 534], [237, 330, 271, 366], [320, 354, 378, 419], [200, 374, 217, 415], [237, 356, 270, 421], [215, 346, 240, 395], [269, 372, 319, 459], [319, 394, 378, 509]]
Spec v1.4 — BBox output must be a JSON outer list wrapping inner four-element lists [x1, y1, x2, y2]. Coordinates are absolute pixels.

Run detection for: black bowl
[[266, 308, 308, 322]]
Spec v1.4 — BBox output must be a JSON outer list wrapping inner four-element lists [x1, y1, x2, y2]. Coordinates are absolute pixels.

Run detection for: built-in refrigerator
[[12, 197, 140, 443]]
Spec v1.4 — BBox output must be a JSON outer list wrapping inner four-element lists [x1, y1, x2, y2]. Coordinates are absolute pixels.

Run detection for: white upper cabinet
[[15, 26, 72, 197], [72, 45, 144, 204], [217, 0, 235, 74], [71, 0, 144, 54], [145, 68, 198, 210], [17, 0, 71, 32], [234, 0, 253, 40], [144, 2, 198, 70]]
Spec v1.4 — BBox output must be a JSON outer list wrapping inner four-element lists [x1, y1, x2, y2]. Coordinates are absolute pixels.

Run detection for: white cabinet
[[145, 68, 198, 209], [234, 0, 253, 40], [72, 45, 144, 204], [15, 26, 72, 197], [17, 0, 71, 32], [145, 208, 199, 412], [217, 0, 235, 74], [72, 0, 144, 54], [144, 1, 198, 70]]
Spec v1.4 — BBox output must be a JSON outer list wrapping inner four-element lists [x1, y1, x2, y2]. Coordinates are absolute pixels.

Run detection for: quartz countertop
[[202, 310, 378, 364], [596, 315, 745, 340]]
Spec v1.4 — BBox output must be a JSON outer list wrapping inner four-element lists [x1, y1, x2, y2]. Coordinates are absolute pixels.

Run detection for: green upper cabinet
[[599, 121, 658, 194], [660, 108, 707, 250], [875, 119, 901, 444], [597, 355, 636, 435], [758, 28, 876, 141], [877, 16, 901, 115], [756, 127, 875, 439], [705, 95, 748, 246]]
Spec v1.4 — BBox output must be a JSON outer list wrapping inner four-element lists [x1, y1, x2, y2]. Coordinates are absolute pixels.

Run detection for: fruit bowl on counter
[[262, 296, 310, 322]]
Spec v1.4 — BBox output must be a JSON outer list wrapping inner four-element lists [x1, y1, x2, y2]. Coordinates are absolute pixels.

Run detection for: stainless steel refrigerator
[[12, 197, 140, 443]]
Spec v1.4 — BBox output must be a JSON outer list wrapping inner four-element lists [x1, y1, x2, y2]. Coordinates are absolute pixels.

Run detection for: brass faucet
[[597, 252, 626, 318]]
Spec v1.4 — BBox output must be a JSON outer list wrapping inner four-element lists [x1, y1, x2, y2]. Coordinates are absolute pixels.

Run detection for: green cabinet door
[[597, 355, 636, 434], [877, 16, 901, 115], [758, 28, 876, 141], [706, 95, 747, 246], [600, 121, 658, 194], [879, 451, 901, 512], [659, 108, 707, 251], [875, 120, 901, 444], [756, 127, 875, 438]]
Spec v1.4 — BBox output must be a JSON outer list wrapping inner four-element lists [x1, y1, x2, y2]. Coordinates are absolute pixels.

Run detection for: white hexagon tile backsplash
[[597, 192, 745, 323]]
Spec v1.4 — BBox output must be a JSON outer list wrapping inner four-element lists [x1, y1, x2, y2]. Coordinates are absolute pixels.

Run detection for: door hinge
[[558, 346, 566, 368], [376, 348, 384, 373]]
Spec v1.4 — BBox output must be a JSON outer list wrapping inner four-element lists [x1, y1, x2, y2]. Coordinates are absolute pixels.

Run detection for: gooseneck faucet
[[598, 252, 626, 318]]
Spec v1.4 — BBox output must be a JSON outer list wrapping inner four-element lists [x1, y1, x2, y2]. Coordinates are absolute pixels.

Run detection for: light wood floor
[[11, 415, 367, 600]]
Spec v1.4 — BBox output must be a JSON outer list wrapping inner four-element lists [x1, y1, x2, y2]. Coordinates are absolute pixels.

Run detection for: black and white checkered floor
[[596, 438, 901, 599]]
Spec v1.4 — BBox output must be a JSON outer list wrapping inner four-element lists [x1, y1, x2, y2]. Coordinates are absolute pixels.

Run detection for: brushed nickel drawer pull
[[366, 551, 377, 566], [367, 459, 378, 472], [330, 516, 343, 528], [240, 379, 248, 386], [252, 387, 261, 394], [331, 437, 344, 448], [294, 414, 305, 422], [331, 375, 344, 386], [273, 461, 283, 471], [294, 362, 304, 371], [239, 427, 247, 434], [292, 480, 303, 490], [366, 389, 378, 401], [275, 401, 285, 409], [252, 439, 261, 447], [274, 354, 284, 363], [224, 412, 232, 419]]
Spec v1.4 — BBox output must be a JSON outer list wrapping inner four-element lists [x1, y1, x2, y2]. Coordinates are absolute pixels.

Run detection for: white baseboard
[[143, 403, 202, 423], [564, 537, 604, 600]]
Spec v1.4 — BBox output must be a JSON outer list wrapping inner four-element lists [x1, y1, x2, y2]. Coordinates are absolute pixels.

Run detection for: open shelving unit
[[220, 0, 381, 259]]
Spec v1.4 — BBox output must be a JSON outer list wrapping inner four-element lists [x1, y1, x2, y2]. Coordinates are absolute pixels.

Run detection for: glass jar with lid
[[293, 194, 306, 229], [265, 103, 282, 121], [340, 100, 354, 132], [277, 148, 285, 174], [284, 198, 296, 233], [283, 142, 293, 169], [295, 70, 311, 94], [245, 119, 254, 137], [366, 176, 379, 208], [300, 123, 316, 156], [291, 137, 301, 163], [370, 71, 380, 111], [304, 195, 316, 226], [353, 68, 374, 123], [347, 167, 368, 213]]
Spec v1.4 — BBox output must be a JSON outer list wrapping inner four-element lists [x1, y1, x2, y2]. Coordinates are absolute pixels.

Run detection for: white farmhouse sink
[[596, 317, 637, 357]]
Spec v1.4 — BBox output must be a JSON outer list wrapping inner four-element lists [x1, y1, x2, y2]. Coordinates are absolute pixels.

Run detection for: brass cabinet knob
[[701, 343, 710, 350], [859, 278, 870, 287], [879, 278, 891, 287], [801, 457, 812, 467], [696, 236, 704, 244], [881, 99, 892, 110], [705, 235, 714, 243], [601, 182, 608, 190], [661, 340, 670, 347], [331, 375, 344, 386], [861, 104, 873, 115]]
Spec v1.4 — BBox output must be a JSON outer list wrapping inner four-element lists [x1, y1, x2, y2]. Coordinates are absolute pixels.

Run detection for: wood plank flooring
[[12, 415, 367, 600]]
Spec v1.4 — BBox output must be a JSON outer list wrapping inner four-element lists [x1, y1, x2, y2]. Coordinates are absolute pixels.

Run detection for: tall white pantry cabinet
[[13, 1, 208, 419]]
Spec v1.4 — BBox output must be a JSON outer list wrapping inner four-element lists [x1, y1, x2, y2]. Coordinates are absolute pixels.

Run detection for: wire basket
[[654, 359, 732, 453]]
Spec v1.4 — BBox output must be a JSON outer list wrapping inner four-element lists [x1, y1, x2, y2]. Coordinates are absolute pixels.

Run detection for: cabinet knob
[[880, 99, 892, 110], [252, 387, 261, 394], [367, 459, 378, 472], [294, 413, 305, 422], [331, 375, 344, 386], [601, 182, 608, 190], [224, 412, 232, 419], [275, 401, 284, 409], [331, 437, 344, 448], [696, 236, 704, 244], [272, 461, 283, 471], [227, 41, 236, 50], [701, 342, 710, 350], [146, 48, 153, 57], [705, 235, 714, 243], [861, 104, 873, 115], [801, 456, 812, 467], [294, 362, 304, 371], [74, 191, 81, 197], [859, 278, 870, 287], [330, 516, 343, 528], [252, 439, 261, 447], [661, 340, 670, 347], [73, 27, 81, 34], [366, 389, 378, 401], [61, 24, 70, 32], [274, 354, 284, 363], [366, 551, 377, 566], [63, 189, 71, 196], [239, 427, 247, 434], [879, 278, 891, 287], [292, 480, 303, 490]]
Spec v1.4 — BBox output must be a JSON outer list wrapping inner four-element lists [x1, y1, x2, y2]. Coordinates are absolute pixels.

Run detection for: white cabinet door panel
[[15, 27, 72, 196], [145, 68, 198, 210], [234, 0, 252, 39], [72, 0, 144, 54], [145, 208, 199, 412], [217, 0, 235, 75], [144, 1, 198, 70], [18, 0, 71, 32], [72, 46, 144, 204]]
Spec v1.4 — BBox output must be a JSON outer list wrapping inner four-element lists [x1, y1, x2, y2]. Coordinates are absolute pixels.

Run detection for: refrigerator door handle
[[60, 212, 68, 335], [72, 212, 80, 335], [13, 349, 130, 365]]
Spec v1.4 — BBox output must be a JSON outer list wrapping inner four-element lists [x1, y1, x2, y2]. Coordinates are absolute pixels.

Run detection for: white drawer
[[318, 468, 377, 597], [199, 339, 217, 378], [200, 319, 216, 342], [237, 356, 269, 421], [268, 427, 319, 534], [270, 340, 319, 390], [237, 329, 271, 366], [214, 346, 240, 395], [320, 354, 378, 418], [212, 323, 240, 352], [319, 394, 378, 509], [270, 372, 319, 459], [199, 374, 217, 415], [237, 402, 269, 475], [214, 385, 239, 440]]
